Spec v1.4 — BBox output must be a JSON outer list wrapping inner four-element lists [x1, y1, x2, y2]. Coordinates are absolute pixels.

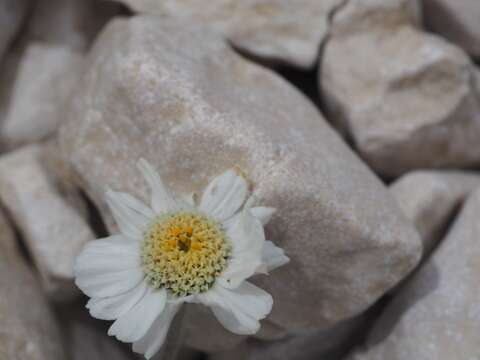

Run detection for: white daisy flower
[[74, 159, 289, 359]]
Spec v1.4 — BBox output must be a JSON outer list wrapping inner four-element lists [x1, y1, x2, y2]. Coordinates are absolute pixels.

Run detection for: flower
[[74, 159, 289, 359]]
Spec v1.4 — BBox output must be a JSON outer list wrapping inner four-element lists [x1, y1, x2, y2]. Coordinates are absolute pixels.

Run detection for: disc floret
[[141, 211, 231, 297]]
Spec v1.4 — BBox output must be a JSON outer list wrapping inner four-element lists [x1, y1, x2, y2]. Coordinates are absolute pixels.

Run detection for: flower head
[[74, 159, 289, 359]]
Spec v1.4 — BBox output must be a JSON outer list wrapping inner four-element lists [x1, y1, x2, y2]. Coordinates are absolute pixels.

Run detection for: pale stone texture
[[424, 0, 480, 58], [116, 0, 345, 69], [0, 43, 84, 149], [59, 16, 421, 339], [0, 208, 66, 360], [390, 170, 480, 254], [320, 0, 480, 176], [0, 0, 28, 61], [348, 188, 480, 360], [24, 0, 121, 52], [0, 144, 94, 300]]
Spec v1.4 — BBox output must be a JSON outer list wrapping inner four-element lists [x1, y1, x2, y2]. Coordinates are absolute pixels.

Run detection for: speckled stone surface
[[0, 0, 28, 60], [320, 0, 480, 176], [348, 188, 480, 359], [0, 44, 84, 150], [424, 0, 480, 58], [59, 16, 421, 335], [0, 208, 66, 359], [390, 170, 480, 255], [115, 0, 344, 69], [0, 145, 94, 300]]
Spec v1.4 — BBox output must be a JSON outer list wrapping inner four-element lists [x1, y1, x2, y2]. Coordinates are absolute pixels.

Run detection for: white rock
[[348, 187, 480, 360], [115, 0, 345, 69], [390, 170, 480, 254], [0, 43, 84, 149], [0, 144, 94, 300], [320, 0, 480, 176], [0, 208, 66, 359], [424, 0, 480, 58], [59, 16, 421, 336], [0, 0, 28, 60]]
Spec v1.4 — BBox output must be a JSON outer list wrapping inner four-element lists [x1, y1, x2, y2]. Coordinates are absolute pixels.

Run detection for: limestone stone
[[59, 16, 421, 335], [24, 0, 122, 52], [0, 144, 94, 300], [116, 0, 345, 69], [424, 0, 480, 58], [348, 188, 480, 360], [390, 170, 480, 254], [320, 0, 480, 176], [0, 43, 84, 149], [0, 208, 66, 360], [0, 0, 28, 60]]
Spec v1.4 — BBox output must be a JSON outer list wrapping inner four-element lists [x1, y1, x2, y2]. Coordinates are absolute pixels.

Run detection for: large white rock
[[59, 16, 422, 337], [320, 0, 480, 176], [0, 144, 94, 300], [0, 0, 28, 60], [390, 170, 480, 254], [349, 187, 480, 360], [0, 208, 66, 359], [115, 0, 345, 69], [424, 0, 480, 58], [0, 44, 84, 149]]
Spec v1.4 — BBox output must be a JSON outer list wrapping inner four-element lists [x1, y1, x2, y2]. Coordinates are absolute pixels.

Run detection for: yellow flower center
[[141, 211, 231, 297]]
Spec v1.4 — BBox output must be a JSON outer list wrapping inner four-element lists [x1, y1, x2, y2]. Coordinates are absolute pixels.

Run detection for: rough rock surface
[[0, 44, 84, 150], [116, 0, 345, 69], [320, 0, 480, 176], [348, 188, 480, 360], [424, 0, 480, 58], [59, 16, 421, 334], [0, 145, 94, 299], [0, 208, 66, 360], [0, 0, 28, 61], [390, 170, 480, 254]]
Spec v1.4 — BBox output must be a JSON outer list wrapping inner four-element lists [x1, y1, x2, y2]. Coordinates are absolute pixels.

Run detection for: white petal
[[200, 169, 247, 222], [179, 192, 196, 206], [250, 207, 276, 225], [75, 236, 144, 298], [137, 159, 177, 214], [108, 288, 167, 343], [198, 282, 273, 335], [219, 209, 265, 288], [260, 240, 290, 273], [132, 302, 182, 359], [105, 190, 152, 240], [86, 280, 149, 320]]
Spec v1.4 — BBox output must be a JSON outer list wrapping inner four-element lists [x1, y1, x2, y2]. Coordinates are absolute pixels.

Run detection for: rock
[[320, 0, 480, 176], [115, 0, 345, 69], [57, 300, 136, 360], [0, 144, 94, 300], [348, 187, 480, 360], [0, 43, 84, 149], [59, 16, 421, 335], [24, 0, 122, 52], [390, 170, 480, 255], [0, 207, 66, 359], [0, 0, 28, 61], [424, 0, 480, 58]]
